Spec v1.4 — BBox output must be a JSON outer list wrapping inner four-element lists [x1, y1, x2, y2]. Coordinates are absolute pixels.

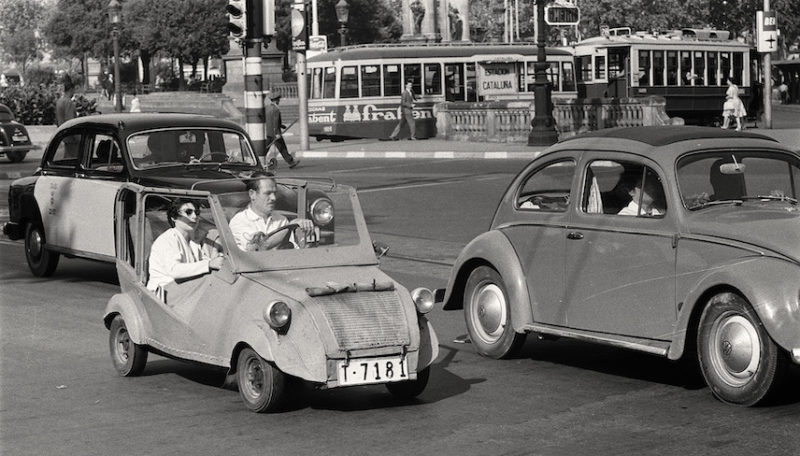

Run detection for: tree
[[0, 0, 47, 72]]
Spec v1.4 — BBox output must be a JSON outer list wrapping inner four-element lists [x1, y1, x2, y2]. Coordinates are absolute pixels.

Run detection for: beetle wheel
[[386, 366, 430, 399], [24, 222, 59, 277], [6, 151, 26, 163], [109, 315, 148, 377], [237, 348, 287, 413], [697, 292, 787, 406], [464, 266, 525, 359]]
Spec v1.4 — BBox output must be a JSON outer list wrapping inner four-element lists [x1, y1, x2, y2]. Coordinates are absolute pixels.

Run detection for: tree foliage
[[42, 0, 124, 60], [0, 0, 47, 71]]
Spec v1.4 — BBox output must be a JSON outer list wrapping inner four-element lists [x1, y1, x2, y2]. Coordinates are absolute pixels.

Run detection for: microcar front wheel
[[697, 292, 787, 406], [109, 315, 148, 377], [237, 348, 287, 413], [464, 266, 525, 359]]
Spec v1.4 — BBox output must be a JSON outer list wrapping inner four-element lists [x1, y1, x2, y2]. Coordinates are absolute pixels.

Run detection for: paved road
[[2, 157, 799, 455]]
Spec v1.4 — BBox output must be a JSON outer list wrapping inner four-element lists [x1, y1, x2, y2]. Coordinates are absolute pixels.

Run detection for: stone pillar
[[421, 0, 438, 42], [400, 0, 416, 41], [439, 0, 450, 42]]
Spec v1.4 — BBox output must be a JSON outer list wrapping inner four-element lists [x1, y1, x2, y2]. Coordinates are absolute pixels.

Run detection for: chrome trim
[[523, 323, 670, 356]]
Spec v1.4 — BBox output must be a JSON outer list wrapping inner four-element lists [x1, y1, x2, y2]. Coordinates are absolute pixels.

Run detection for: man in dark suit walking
[[389, 80, 417, 140], [264, 91, 299, 170]]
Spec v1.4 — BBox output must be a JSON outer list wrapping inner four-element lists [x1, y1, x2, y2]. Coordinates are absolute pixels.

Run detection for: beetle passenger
[[147, 198, 224, 293], [617, 172, 665, 217], [229, 173, 314, 251]]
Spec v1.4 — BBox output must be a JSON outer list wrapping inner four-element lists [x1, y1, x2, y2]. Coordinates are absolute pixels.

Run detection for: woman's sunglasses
[[181, 208, 200, 217]]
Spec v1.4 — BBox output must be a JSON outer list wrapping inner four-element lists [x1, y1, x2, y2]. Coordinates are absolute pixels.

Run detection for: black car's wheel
[[697, 292, 787, 406], [109, 315, 148, 377], [385, 366, 430, 399], [24, 222, 59, 277], [237, 348, 287, 413], [6, 151, 26, 163], [464, 266, 525, 359]]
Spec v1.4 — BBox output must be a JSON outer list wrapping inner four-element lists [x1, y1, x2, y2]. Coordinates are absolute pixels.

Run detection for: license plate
[[12, 134, 28, 142], [337, 356, 408, 386]]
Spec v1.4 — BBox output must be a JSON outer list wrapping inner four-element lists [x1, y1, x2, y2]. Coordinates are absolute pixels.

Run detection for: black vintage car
[[0, 103, 39, 163], [3, 113, 333, 277]]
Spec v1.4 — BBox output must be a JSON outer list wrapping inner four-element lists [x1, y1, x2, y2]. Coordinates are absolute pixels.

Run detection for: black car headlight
[[310, 198, 333, 226], [264, 301, 291, 330]]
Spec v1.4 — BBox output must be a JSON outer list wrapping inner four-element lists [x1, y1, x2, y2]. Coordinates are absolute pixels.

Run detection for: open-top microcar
[[103, 177, 438, 412]]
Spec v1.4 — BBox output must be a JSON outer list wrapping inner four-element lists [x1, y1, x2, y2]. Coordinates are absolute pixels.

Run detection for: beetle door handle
[[567, 231, 584, 240]]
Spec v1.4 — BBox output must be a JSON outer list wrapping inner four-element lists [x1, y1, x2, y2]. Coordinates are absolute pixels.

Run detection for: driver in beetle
[[229, 172, 314, 251]]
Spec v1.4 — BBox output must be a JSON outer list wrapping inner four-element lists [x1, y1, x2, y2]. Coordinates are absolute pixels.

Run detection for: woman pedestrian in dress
[[721, 77, 747, 131]]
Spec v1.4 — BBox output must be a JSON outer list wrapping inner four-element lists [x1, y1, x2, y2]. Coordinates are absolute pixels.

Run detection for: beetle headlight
[[264, 301, 291, 330], [310, 198, 334, 226], [411, 288, 435, 314]]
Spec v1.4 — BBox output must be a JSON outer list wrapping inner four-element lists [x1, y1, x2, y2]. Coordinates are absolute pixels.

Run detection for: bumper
[[3, 221, 24, 240], [0, 144, 39, 154]]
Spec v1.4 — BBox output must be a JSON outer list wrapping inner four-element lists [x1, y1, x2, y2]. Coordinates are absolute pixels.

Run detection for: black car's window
[[582, 160, 666, 217], [677, 151, 800, 209], [0, 110, 13, 122], [128, 129, 258, 169], [46, 133, 82, 168], [87, 133, 123, 173], [517, 159, 576, 212]]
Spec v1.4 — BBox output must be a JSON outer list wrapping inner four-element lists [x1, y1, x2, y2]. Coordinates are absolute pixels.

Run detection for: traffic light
[[227, 0, 247, 39], [545, 4, 580, 26]]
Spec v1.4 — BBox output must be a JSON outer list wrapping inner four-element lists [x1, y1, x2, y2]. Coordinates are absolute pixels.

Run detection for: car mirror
[[719, 163, 746, 175], [372, 241, 389, 258]]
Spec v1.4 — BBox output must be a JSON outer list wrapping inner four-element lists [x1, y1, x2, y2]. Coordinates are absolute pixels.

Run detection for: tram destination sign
[[545, 3, 580, 26]]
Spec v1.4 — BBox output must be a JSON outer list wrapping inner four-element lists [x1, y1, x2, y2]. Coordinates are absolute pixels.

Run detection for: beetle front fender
[[669, 256, 800, 360], [440, 230, 532, 333], [103, 293, 147, 345]]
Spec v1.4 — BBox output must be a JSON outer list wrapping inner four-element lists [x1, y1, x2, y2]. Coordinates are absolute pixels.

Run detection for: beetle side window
[[582, 160, 666, 217], [517, 160, 576, 212], [47, 133, 82, 168]]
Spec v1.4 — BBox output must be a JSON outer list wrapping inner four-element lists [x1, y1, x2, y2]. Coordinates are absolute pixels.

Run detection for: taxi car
[[3, 113, 332, 277], [0, 103, 38, 163], [103, 178, 438, 412], [437, 126, 800, 406]]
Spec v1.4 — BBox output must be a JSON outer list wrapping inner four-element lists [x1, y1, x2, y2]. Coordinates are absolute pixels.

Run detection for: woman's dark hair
[[166, 198, 196, 228]]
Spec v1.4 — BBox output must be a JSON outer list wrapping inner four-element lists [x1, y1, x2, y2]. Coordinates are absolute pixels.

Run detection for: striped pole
[[242, 39, 267, 166]]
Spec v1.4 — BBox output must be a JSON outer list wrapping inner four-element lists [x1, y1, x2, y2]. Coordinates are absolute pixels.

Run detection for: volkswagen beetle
[[437, 126, 800, 406], [103, 178, 438, 412]]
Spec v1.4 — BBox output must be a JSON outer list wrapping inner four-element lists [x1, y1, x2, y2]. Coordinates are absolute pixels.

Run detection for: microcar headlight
[[792, 348, 800, 364], [411, 288, 435, 314], [264, 301, 291, 330], [310, 198, 334, 226]]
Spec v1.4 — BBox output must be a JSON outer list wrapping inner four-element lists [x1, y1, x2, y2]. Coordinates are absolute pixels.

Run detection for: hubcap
[[27, 229, 43, 259], [114, 327, 131, 365], [709, 313, 761, 387], [242, 357, 265, 400], [471, 283, 507, 344]]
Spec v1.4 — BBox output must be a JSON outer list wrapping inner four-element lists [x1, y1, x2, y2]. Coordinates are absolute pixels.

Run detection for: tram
[[306, 43, 576, 141], [573, 27, 757, 124]]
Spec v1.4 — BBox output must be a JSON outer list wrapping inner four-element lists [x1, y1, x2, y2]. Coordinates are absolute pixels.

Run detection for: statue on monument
[[449, 6, 463, 41], [410, 0, 425, 36]]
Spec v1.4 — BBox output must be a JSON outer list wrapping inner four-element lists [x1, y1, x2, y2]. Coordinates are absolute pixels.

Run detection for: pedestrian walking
[[721, 77, 746, 131], [55, 78, 77, 127], [389, 80, 417, 140], [264, 91, 299, 170], [130, 94, 141, 113]]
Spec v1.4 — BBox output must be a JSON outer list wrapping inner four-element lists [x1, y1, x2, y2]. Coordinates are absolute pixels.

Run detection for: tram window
[[693, 51, 705, 85], [653, 51, 664, 86], [733, 52, 744, 85], [638, 50, 651, 86], [547, 62, 560, 91], [405, 63, 422, 94], [681, 51, 693, 85], [424, 63, 442, 95], [595, 55, 606, 81], [361, 65, 381, 97], [311, 68, 324, 99], [577, 56, 592, 82], [525, 62, 536, 91], [445, 63, 465, 101], [323, 67, 336, 98], [707, 52, 719, 86], [666, 51, 678, 85], [466, 62, 477, 101], [608, 50, 624, 79], [340, 66, 358, 98], [384, 64, 402, 96], [721, 52, 731, 81], [562, 62, 575, 91]]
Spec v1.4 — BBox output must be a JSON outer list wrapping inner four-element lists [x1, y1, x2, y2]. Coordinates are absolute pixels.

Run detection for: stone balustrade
[[266, 82, 299, 99]]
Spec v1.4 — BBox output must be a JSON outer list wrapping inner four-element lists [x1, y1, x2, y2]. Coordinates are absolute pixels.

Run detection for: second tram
[[306, 43, 576, 141], [573, 27, 758, 124]]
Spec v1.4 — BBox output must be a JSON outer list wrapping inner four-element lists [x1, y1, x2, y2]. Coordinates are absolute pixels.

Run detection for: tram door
[[445, 63, 466, 101], [607, 48, 629, 98]]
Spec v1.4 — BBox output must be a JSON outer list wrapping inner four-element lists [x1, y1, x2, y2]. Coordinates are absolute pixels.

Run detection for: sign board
[[477, 63, 517, 97], [307, 35, 328, 59], [756, 10, 778, 53], [291, 1, 307, 52], [545, 5, 580, 26]]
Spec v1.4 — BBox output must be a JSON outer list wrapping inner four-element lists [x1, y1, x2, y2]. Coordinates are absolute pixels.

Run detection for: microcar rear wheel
[[386, 366, 430, 399], [464, 266, 525, 359], [237, 348, 287, 413], [25, 222, 59, 277], [109, 315, 148, 377], [697, 292, 787, 406]]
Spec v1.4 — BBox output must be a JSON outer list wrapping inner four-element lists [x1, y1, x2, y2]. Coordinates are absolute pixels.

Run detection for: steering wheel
[[264, 222, 299, 239]]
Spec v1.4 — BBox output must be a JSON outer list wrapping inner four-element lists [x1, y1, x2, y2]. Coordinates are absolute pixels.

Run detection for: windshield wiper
[[739, 195, 798, 204]]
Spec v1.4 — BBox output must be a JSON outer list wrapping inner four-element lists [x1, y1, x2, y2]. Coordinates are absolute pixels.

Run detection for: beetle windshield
[[128, 128, 258, 169], [677, 151, 800, 210]]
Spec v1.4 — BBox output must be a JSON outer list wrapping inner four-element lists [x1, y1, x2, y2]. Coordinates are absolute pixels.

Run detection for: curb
[[295, 150, 544, 160]]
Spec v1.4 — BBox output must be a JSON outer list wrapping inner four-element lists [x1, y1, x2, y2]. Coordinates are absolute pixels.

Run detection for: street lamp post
[[335, 0, 349, 46], [108, 0, 122, 112], [527, 0, 558, 146]]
